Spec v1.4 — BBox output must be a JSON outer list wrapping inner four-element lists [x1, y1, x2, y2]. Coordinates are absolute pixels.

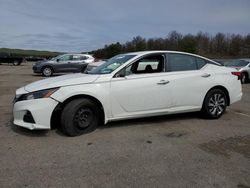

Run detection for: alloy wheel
[[208, 93, 226, 116], [43, 67, 52, 76]]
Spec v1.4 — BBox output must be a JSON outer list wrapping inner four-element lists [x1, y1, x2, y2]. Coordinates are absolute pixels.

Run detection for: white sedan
[[13, 51, 242, 136]]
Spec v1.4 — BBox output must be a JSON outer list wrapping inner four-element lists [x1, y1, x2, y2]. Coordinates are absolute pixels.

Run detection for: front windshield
[[88, 54, 136, 74], [51, 55, 63, 61], [225, 60, 249, 67]]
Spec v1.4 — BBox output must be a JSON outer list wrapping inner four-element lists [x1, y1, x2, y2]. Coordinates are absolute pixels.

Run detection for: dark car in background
[[33, 54, 94, 76], [0, 52, 25, 66]]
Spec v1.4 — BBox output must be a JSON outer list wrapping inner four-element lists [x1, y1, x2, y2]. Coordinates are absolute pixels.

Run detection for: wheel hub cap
[[74, 107, 93, 129]]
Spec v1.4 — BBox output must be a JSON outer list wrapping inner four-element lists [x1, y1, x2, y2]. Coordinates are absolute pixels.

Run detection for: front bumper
[[32, 66, 42, 73], [13, 98, 59, 130]]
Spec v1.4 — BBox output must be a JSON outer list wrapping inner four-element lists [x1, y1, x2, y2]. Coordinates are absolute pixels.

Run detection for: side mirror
[[56, 59, 59, 62]]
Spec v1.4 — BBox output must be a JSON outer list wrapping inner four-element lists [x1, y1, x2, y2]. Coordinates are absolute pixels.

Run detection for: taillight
[[231, 72, 241, 80]]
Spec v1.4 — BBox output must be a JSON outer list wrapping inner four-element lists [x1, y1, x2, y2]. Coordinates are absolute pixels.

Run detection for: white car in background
[[224, 59, 250, 84], [13, 51, 242, 136]]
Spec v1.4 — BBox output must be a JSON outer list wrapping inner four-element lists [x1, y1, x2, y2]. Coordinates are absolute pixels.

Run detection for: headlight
[[16, 88, 59, 102]]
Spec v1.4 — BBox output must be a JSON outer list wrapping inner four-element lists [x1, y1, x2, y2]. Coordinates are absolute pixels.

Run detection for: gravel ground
[[0, 63, 250, 188]]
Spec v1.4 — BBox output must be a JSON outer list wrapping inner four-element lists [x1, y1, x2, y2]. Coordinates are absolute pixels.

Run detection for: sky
[[0, 0, 249, 52]]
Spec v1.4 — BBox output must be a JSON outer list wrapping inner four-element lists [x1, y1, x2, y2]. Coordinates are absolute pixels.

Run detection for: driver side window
[[125, 54, 164, 76]]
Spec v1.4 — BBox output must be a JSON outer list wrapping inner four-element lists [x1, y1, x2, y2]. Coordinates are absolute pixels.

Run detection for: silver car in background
[[224, 59, 250, 84], [33, 54, 95, 77]]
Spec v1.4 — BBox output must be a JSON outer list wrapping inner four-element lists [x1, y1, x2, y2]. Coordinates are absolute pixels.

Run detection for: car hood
[[24, 73, 100, 92], [34, 60, 54, 66]]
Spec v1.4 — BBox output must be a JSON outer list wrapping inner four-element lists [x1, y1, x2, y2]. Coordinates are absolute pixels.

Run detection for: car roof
[[239, 58, 250, 62], [63, 53, 92, 56], [123, 50, 220, 65]]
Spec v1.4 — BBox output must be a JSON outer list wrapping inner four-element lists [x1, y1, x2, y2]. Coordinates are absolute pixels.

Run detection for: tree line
[[0, 48, 60, 58], [90, 31, 250, 59]]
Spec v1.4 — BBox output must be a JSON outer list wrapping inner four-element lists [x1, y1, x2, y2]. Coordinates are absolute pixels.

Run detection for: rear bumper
[[13, 98, 58, 130], [229, 80, 243, 105], [230, 92, 242, 104]]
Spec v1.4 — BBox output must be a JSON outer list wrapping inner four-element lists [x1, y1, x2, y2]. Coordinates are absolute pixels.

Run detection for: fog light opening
[[23, 111, 35, 124]]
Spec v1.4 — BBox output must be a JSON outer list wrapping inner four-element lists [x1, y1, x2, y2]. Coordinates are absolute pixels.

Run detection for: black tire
[[241, 72, 248, 84], [81, 64, 88, 73], [60, 98, 100, 136], [42, 66, 53, 77], [201, 89, 227, 119], [13, 60, 19, 66]]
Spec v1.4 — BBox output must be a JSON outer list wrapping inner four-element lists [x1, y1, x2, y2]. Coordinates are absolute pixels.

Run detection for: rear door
[[165, 53, 215, 109], [53, 54, 73, 72], [70, 55, 86, 72]]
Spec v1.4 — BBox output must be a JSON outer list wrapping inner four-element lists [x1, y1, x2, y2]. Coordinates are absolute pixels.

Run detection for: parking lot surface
[[0, 63, 250, 187]]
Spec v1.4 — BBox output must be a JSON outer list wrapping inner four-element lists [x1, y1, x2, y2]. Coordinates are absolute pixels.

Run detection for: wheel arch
[[50, 94, 105, 129], [204, 85, 230, 106]]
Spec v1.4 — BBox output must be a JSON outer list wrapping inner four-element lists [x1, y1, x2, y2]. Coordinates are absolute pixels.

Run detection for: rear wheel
[[60, 98, 100, 136], [202, 89, 227, 119], [42, 66, 53, 77], [241, 72, 248, 84], [81, 64, 88, 73]]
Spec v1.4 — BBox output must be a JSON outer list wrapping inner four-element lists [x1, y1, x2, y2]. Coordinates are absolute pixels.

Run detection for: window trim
[[165, 53, 218, 72]]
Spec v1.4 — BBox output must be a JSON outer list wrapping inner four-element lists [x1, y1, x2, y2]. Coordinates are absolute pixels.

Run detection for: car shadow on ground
[[32, 74, 64, 77], [100, 112, 201, 129], [8, 112, 202, 137], [0, 63, 26, 66]]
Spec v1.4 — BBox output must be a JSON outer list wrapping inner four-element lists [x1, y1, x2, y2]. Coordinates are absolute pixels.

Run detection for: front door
[[110, 54, 173, 118]]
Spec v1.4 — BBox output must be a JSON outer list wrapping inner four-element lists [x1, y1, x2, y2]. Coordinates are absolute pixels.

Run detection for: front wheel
[[60, 98, 100, 136], [42, 66, 53, 77], [202, 89, 227, 119]]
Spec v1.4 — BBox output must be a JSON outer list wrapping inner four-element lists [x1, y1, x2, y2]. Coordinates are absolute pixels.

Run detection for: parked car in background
[[212, 59, 225, 66], [0, 53, 25, 66], [33, 54, 94, 77], [224, 59, 250, 84], [13, 51, 242, 136]]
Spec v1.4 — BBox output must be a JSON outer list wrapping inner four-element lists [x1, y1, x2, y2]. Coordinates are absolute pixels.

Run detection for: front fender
[[50, 83, 111, 123]]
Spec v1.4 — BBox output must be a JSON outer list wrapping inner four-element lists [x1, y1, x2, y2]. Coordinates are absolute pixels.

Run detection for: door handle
[[67, 62, 71, 64], [157, 80, 169, 85], [201, 73, 211, 78]]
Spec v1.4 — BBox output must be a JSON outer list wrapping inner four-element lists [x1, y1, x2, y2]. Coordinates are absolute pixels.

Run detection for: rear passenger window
[[167, 54, 197, 71], [196, 58, 207, 69], [72, 55, 81, 61], [80, 56, 88, 60]]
